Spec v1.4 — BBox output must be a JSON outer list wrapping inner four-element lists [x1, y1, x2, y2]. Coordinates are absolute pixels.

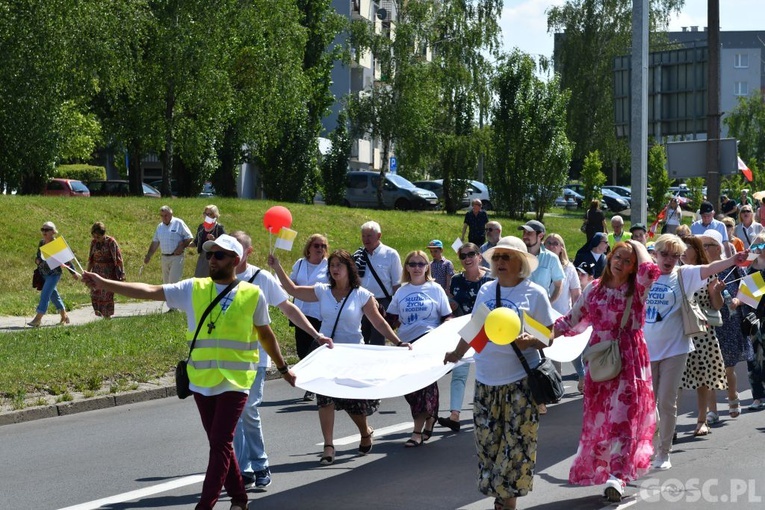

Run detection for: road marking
[[316, 421, 414, 446], [57, 475, 205, 510]]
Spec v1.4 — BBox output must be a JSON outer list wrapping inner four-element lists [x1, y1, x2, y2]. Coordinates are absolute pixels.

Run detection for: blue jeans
[[449, 363, 471, 413], [37, 272, 64, 314], [233, 366, 268, 475], [571, 354, 585, 378]]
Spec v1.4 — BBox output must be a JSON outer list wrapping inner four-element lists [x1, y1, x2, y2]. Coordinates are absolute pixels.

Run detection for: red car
[[43, 178, 90, 197]]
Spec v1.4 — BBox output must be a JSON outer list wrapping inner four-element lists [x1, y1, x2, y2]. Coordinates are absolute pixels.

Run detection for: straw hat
[[482, 236, 539, 273]]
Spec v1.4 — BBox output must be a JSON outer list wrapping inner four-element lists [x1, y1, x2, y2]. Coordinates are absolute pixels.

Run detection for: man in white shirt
[[518, 220, 564, 303], [353, 221, 403, 345], [144, 205, 193, 285], [479, 221, 502, 268], [230, 231, 330, 490], [691, 201, 730, 256]]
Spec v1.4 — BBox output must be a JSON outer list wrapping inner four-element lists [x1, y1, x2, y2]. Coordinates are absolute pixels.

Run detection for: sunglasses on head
[[491, 253, 513, 261], [459, 251, 477, 260], [407, 262, 428, 268], [206, 251, 235, 260]]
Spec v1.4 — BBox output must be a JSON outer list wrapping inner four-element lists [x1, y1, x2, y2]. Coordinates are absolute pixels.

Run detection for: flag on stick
[[738, 280, 761, 308], [458, 303, 491, 353], [39, 236, 76, 270], [523, 311, 552, 346], [742, 272, 765, 298], [738, 156, 753, 182], [274, 227, 298, 251]]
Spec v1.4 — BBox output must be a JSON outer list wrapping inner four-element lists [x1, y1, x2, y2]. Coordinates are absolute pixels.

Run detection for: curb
[[0, 369, 285, 427]]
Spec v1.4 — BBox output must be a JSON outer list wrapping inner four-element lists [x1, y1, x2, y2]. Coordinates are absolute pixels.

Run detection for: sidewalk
[[0, 301, 168, 333]]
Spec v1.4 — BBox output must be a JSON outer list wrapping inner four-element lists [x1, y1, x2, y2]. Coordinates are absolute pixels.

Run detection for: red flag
[[458, 303, 491, 353], [648, 218, 660, 238], [738, 156, 753, 182], [469, 326, 490, 353]]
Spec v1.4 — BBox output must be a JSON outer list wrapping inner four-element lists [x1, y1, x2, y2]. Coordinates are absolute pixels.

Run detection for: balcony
[[352, 0, 372, 21]]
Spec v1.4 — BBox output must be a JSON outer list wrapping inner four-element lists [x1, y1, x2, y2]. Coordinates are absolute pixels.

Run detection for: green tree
[[686, 177, 705, 211], [580, 150, 606, 206], [647, 143, 671, 215], [547, 0, 685, 170], [489, 51, 573, 220], [321, 110, 352, 205], [56, 101, 102, 164], [724, 90, 765, 165]]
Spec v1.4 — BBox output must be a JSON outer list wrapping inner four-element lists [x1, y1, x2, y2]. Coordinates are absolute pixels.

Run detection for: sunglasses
[[659, 251, 681, 260], [407, 262, 428, 268], [486, 228, 496, 232], [41, 228, 53, 232], [312, 243, 327, 249], [459, 251, 478, 260], [545, 241, 560, 247], [206, 251, 235, 260], [742, 211, 752, 214], [491, 254, 513, 261]]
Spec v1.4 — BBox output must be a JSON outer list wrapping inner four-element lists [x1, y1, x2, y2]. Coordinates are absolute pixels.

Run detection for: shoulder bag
[[32, 268, 43, 291], [678, 269, 708, 337], [309, 287, 353, 352], [581, 295, 631, 382], [496, 285, 564, 405], [175, 279, 241, 399]]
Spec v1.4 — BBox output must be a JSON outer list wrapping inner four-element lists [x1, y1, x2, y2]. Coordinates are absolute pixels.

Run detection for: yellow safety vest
[[187, 278, 260, 390]]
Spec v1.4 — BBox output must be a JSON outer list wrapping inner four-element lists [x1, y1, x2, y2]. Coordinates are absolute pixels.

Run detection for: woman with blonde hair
[[388, 250, 452, 447], [191, 204, 225, 277]]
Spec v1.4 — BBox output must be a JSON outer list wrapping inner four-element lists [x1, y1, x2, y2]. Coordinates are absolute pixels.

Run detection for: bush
[[55, 164, 106, 182]]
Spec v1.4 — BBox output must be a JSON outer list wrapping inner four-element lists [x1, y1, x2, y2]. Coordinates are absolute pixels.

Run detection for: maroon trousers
[[193, 391, 249, 510]]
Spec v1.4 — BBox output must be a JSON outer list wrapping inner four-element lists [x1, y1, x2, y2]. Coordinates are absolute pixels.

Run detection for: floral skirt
[[474, 379, 538, 499], [404, 382, 439, 418], [316, 395, 379, 416]]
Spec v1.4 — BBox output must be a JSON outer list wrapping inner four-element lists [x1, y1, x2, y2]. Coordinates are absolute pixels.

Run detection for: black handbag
[[495, 285, 564, 405], [32, 268, 43, 291], [176, 279, 241, 399]]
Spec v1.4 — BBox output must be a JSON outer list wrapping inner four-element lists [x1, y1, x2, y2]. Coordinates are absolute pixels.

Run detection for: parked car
[[148, 179, 215, 198], [603, 185, 631, 200], [466, 180, 492, 210], [87, 180, 161, 198], [43, 178, 90, 197], [601, 188, 631, 213], [556, 188, 584, 208], [413, 180, 470, 208], [344, 171, 438, 210]]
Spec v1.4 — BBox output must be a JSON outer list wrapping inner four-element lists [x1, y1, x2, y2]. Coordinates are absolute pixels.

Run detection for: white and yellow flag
[[39, 236, 75, 270], [274, 227, 298, 251]]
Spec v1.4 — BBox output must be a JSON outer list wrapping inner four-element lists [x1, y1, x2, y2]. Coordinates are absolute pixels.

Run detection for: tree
[[547, 0, 685, 171], [647, 143, 671, 216], [724, 90, 765, 165], [488, 51, 573, 220], [580, 150, 606, 207], [321, 110, 352, 205]]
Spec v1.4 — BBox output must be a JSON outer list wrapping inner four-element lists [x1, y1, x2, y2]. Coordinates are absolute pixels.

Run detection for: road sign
[[389, 156, 397, 173], [666, 138, 738, 179]]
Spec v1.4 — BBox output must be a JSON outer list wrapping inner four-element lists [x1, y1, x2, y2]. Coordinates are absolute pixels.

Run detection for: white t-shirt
[[551, 262, 581, 315], [313, 284, 373, 344], [472, 279, 557, 386], [237, 264, 289, 368], [290, 258, 328, 319], [387, 281, 452, 342], [644, 265, 704, 361], [665, 206, 682, 227], [164, 278, 270, 396], [358, 243, 403, 299]]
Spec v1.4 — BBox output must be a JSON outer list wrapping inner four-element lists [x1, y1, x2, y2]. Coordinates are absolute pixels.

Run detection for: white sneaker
[[604, 475, 625, 502], [653, 453, 672, 470]]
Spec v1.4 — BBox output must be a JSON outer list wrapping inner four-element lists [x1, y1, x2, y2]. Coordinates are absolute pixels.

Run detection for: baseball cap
[[630, 223, 647, 233], [427, 240, 443, 249], [646, 242, 656, 252], [202, 234, 243, 259], [517, 220, 546, 234], [699, 201, 714, 214]]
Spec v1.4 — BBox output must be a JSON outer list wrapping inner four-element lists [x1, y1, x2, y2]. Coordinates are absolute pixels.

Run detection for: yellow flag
[[523, 311, 551, 346], [39, 236, 75, 269], [274, 227, 298, 251]]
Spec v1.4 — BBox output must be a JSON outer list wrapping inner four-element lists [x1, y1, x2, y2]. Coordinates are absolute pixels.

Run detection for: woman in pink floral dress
[[553, 240, 659, 502]]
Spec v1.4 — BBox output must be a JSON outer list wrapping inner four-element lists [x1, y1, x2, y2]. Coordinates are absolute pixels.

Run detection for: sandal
[[423, 417, 436, 441], [358, 428, 374, 454], [319, 444, 335, 465], [404, 431, 423, 448], [693, 421, 711, 436], [729, 396, 741, 418], [706, 411, 720, 425]]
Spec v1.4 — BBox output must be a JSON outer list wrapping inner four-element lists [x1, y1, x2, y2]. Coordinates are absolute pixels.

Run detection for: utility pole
[[705, 0, 721, 209], [630, 0, 649, 225]]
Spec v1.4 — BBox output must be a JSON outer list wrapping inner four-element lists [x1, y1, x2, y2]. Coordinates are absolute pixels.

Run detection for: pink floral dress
[[555, 262, 660, 485]]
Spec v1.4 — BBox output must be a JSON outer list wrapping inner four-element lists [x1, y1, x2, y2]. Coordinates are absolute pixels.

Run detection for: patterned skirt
[[404, 382, 439, 418], [316, 395, 380, 416], [473, 379, 538, 499]]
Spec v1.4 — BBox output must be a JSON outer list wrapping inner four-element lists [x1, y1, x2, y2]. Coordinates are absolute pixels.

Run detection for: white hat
[[701, 229, 723, 249], [482, 236, 539, 273], [202, 234, 243, 259]]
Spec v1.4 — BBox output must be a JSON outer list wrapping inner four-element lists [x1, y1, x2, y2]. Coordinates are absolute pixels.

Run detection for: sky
[[498, 0, 765, 59]]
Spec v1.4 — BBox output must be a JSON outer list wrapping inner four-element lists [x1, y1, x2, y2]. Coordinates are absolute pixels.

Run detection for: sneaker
[[603, 475, 625, 502], [241, 474, 255, 489], [254, 468, 272, 489], [653, 453, 672, 470], [303, 391, 315, 402]]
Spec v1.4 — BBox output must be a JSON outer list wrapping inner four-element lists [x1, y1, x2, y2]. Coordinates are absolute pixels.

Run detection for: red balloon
[[263, 206, 293, 234]]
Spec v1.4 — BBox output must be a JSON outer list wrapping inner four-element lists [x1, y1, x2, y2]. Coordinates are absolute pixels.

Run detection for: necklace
[[206, 287, 234, 334]]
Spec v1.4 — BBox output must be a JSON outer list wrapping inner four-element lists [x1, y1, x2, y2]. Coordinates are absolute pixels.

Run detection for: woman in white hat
[[29, 221, 76, 327], [445, 236, 555, 510]]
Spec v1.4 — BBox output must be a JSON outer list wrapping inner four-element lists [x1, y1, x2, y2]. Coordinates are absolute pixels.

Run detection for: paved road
[[1, 363, 764, 510]]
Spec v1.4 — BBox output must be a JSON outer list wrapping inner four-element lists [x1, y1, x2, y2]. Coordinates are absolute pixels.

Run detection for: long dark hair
[[681, 236, 710, 265], [327, 249, 360, 289]]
